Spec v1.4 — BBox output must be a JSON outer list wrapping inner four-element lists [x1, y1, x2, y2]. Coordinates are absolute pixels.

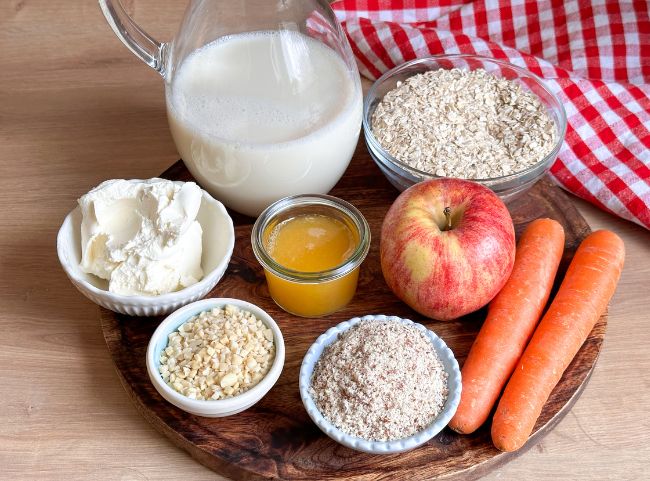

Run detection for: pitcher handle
[[99, 0, 167, 75]]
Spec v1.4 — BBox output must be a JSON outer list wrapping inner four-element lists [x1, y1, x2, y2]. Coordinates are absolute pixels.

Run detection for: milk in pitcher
[[167, 30, 363, 217]]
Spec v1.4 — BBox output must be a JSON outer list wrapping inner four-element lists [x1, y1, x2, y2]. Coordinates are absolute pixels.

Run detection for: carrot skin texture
[[491, 230, 625, 452], [449, 218, 565, 434]]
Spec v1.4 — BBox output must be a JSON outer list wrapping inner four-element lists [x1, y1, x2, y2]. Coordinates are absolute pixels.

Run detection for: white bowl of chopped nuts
[[363, 54, 567, 202], [146, 298, 285, 417], [300, 314, 462, 454]]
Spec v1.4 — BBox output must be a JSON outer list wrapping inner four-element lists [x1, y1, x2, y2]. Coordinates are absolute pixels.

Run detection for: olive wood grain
[[100, 142, 604, 481]]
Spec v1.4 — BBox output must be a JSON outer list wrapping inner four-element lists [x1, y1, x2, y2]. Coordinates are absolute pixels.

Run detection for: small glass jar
[[251, 194, 371, 318]]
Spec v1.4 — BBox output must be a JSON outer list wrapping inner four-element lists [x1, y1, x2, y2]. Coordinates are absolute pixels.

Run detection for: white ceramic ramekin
[[300, 314, 461, 454], [146, 298, 285, 417], [56, 181, 235, 316]]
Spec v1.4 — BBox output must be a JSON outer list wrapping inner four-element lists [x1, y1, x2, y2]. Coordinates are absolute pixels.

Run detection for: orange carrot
[[449, 218, 565, 434], [491, 230, 625, 452]]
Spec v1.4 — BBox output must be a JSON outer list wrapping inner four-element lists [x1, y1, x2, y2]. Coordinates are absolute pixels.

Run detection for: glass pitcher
[[99, 0, 362, 217]]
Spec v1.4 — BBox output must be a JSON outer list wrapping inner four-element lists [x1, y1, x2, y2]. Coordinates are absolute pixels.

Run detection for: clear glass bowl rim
[[363, 54, 568, 184]]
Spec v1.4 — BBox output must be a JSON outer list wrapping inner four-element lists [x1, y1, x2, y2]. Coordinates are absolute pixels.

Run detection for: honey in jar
[[252, 195, 370, 317]]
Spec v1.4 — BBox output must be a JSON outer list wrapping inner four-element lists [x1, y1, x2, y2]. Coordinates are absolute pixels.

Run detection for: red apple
[[380, 178, 515, 321]]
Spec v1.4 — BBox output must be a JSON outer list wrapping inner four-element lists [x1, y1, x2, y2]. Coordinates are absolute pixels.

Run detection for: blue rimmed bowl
[[299, 314, 461, 454]]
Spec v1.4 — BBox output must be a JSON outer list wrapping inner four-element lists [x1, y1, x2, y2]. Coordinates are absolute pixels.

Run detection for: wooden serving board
[[100, 142, 602, 481]]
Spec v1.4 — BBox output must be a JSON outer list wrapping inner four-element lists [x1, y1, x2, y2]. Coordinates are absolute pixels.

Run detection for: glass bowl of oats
[[363, 54, 566, 202]]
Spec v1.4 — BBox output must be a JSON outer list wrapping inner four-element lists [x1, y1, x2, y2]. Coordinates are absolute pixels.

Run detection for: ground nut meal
[[309, 320, 448, 441], [371, 68, 558, 179], [159, 305, 275, 400]]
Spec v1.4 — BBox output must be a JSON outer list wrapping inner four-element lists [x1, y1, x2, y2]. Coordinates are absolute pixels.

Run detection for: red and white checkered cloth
[[331, 0, 650, 229]]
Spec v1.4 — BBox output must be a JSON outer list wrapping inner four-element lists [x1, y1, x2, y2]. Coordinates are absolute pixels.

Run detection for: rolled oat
[[371, 68, 558, 179]]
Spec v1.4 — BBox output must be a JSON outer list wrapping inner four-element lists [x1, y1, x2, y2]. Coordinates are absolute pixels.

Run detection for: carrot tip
[[492, 437, 521, 452], [448, 425, 468, 435]]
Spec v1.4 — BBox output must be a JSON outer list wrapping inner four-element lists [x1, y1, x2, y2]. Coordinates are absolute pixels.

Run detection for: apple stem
[[443, 207, 452, 231]]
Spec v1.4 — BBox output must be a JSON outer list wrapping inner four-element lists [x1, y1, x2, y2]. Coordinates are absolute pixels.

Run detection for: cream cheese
[[78, 178, 204, 296]]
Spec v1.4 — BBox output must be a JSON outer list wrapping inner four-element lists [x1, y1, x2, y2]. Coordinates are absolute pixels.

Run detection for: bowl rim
[[363, 53, 568, 184], [146, 298, 285, 413], [56, 181, 235, 307], [299, 314, 462, 453]]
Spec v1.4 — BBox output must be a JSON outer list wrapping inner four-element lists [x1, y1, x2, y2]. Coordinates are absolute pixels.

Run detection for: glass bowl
[[363, 55, 567, 202]]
